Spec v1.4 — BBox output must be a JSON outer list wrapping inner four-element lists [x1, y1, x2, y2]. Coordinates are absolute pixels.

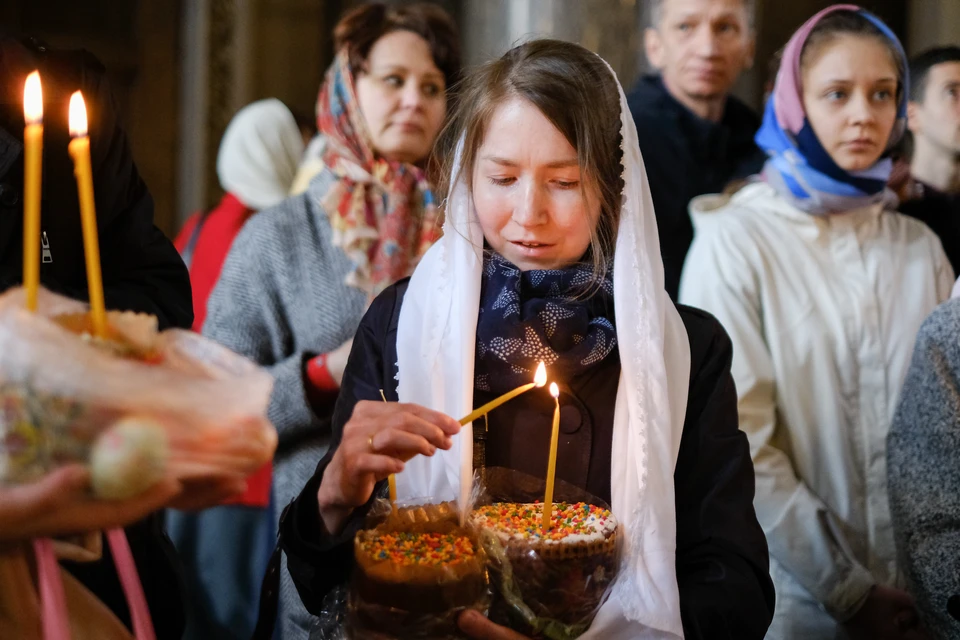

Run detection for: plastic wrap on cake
[[346, 498, 491, 639], [0, 286, 277, 493], [471, 468, 621, 639]]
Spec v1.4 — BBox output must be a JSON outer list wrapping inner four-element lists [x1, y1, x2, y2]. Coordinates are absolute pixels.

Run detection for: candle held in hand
[[542, 382, 561, 533], [68, 91, 107, 338], [23, 71, 43, 311]]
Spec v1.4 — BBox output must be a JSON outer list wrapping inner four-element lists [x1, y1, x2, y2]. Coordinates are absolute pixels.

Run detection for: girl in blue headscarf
[[681, 5, 954, 639]]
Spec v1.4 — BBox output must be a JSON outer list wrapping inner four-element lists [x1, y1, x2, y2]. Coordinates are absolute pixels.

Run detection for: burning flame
[[24, 71, 42, 124], [68, 91, 88, 137], [549, 382, 559, 398], [534, 362, 547, 387]]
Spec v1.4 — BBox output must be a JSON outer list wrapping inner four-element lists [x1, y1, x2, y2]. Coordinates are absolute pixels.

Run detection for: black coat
[[627, 75, 766, 300], [279, 280, 776, 639], [0, 35, 192, 330], [0, 36, 190, 639], [899, 181, 960, 277]]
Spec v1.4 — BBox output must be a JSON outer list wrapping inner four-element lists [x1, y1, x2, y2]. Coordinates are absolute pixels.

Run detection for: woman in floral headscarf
[[202, 4, 459, 638], [680, 5, 953, 639]]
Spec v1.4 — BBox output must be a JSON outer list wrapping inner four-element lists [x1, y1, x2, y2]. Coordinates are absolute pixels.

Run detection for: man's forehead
[[659, 0, 750, 20], [929, 61, 960, 85]]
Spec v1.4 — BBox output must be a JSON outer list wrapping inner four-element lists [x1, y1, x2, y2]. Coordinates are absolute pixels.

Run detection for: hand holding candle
[[542, 382, 561, 533], [68, 91, 107, 338], [23, 71, 43, 311]]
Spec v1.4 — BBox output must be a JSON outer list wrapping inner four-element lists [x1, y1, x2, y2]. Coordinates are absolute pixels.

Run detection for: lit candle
[[458, 362, 547, 426], [67, 91, 107, 338], [23, 71, 43, 311], [459, 362, 548, 523], [542, 383, 561, 533]]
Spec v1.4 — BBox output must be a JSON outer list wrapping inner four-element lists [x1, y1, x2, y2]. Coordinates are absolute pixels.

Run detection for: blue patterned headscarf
[[754, 4, 908, 215], [475, 254, 617, 394]]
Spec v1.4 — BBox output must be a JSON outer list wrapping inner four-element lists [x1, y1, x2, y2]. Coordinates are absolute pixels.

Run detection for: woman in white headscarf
[[276, 40, 774, 639]]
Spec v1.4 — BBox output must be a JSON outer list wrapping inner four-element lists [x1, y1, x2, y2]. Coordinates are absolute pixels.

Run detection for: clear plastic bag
[[0, 287, 276, 489], [471, 468, 622, 639], [345, 498, 491, 639]]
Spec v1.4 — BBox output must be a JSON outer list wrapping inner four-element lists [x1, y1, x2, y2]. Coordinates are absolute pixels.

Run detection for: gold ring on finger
[[368, 435, 375, 452]]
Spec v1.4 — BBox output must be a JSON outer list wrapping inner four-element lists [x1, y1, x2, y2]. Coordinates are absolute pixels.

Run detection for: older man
[[628, 0, 763, 299]]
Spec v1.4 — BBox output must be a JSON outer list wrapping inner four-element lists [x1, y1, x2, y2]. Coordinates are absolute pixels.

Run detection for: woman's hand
[[317, 400, 460, 534], [458, 610, 531, 639], [0, 465, 180, 543], [844, 585, 930, 640]]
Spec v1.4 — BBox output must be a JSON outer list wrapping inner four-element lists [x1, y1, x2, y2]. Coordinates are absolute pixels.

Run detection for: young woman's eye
[[874, 89, 893, 101], [825, 90, 846, 101], [554, 180, 580, 190], [383, 75, 403, 88], [489, 176, 516, 187]]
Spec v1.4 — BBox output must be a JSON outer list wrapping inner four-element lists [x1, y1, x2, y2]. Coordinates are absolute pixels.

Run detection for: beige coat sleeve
[[679, 215, 876, 621]]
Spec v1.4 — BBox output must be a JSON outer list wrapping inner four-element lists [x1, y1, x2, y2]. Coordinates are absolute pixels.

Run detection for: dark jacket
[[279, 279, 776, 639], [0, 36, 190, 639], [627, 74, 765, 300], [899, 180, 960, 277], [888, 298, 960, 639], [0, 35, 193, 330]]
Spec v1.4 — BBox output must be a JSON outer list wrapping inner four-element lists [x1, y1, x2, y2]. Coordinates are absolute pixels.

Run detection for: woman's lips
[[509, 240, 555, 257]]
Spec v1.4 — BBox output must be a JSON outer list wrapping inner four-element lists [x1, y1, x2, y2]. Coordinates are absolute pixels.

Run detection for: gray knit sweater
[[203, 169, 367, 639], [888, 297, 960, 640]]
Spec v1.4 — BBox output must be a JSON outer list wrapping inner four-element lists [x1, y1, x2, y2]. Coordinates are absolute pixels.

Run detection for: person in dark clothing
[[899, 46, 960, 275], [276, 39, 774, 639], [628, 0, 764, 299], [0, 35, 194, 638], [0, 35, 193, 329]]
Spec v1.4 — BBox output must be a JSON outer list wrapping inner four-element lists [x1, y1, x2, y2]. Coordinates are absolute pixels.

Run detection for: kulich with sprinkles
[[472, 501, 620, 637], [348, 501, 489, 638]]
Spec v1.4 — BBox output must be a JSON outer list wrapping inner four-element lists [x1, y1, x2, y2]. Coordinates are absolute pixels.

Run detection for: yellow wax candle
[[458, 362, 547, 426], [542, 383, 561, 533], [23, 71, 43, 311], [458, 362, 548, 524], [67, 91, 107, 338], [380, 389, 398, 510]]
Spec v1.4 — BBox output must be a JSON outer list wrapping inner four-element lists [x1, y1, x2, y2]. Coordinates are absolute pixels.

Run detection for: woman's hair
[[438, 39, 623, 279], [334, 2, 461, 91], [799, 10, 905, 101]]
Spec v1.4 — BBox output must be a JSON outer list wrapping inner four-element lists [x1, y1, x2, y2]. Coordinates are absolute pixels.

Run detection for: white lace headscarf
[[394, 51, 691, 639]]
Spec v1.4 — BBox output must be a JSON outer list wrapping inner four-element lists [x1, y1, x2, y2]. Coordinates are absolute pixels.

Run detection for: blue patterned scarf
[[475, 254, 617, 393], [754, 5, 908, 215]]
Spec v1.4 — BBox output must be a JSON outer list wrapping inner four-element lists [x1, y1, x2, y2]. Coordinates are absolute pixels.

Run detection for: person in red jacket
[[170, 97, 305, 640]]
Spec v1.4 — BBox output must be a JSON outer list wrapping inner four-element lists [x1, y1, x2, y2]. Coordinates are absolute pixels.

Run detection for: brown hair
[[334, 2, 461, 91], [799, 10, 905, 101], [437, 39, 623, 280]]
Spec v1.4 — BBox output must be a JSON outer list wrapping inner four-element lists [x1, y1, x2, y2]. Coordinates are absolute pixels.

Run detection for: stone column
[[907, 0, 960, 55]]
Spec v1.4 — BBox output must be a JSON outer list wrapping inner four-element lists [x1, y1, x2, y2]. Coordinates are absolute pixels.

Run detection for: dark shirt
[[279, 279, 776, 639], [899, 179, 960, 276], [627, 74, 765, 299], [0, 36, 190, 639]]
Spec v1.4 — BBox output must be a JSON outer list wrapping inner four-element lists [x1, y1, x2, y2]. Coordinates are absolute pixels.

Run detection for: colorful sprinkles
[[473, 502, 614, 542], [359, 532, 476, 567]]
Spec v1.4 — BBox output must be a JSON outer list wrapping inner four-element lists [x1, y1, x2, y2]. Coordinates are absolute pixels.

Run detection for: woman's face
[[354, 30, 447, 164], [801, 35, 899, 172], [472, 98, 601, 271]]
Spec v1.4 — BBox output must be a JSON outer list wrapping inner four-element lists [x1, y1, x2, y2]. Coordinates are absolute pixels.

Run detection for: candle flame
[[533, 362, 547, 387], [68, 91, 88, 137], [24, 71, 42, 124], [549, 382, 559, 398]]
